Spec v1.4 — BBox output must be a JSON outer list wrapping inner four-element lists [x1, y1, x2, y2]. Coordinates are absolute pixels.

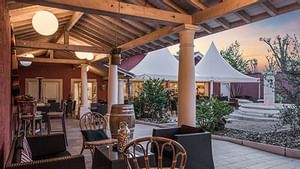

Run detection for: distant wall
[[18, 63, 107, 101]]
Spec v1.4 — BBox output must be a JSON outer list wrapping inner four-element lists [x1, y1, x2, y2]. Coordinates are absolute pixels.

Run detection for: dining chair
[[79, 112, 117, 155], [17, 100, 42, 136], [123, 136, 187, 169]]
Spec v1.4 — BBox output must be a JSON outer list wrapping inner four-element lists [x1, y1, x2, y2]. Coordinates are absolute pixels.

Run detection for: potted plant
[[110, 47, 122, 65]]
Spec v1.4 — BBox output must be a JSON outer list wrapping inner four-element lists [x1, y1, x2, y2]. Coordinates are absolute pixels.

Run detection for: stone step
[[238, 107, 279, 117], [229, 112, 279, 122]]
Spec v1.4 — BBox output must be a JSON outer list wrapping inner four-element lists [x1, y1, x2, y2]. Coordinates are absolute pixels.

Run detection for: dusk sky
[[168, 10, 300, 72]]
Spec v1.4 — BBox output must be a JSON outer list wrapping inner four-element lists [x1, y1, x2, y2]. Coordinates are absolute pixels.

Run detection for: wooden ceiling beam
[[15, 39, 108, 53], [215, 17, 231, 29], [72, 27, 112, 49], [51, 11, 84, 43], [192, 0, 260, 24], [121, 19, 153, 33], [260, 0, 277, 16], [118, 26, 174, 51], [187, 0, 207, 10], [17, 57, 87, 64], [235, 10, 252, 23], [16, 0, 192, 25], [81, 17, 129, 42], [162, 0, 188, 14], [86, 15, 133, 41]]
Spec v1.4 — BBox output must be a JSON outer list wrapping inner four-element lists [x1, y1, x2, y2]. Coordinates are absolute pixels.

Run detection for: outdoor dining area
[[1, 0, 300, 169]]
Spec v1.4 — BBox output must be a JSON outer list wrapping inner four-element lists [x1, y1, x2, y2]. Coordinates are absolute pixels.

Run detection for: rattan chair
[[123, 136, 187, 169], [79, 112, 117, 154]]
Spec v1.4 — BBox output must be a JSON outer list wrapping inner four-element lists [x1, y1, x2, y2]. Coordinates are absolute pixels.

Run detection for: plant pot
[[111, 54, 121, 65]]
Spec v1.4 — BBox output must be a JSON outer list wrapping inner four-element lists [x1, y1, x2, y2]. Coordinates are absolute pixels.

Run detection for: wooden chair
[[17, 101, 42, 136], [79, 112, 117, 154], [123, 136, 187, 169], [47, 101, 68, 145]]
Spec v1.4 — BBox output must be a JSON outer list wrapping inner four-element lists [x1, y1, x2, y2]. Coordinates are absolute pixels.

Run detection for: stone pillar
[[107, 56, 118, 115], [177, 24, 199, 126], [118, 79, 124, 104], [79, 64, 89, 117], [264, 72, 275, 105]]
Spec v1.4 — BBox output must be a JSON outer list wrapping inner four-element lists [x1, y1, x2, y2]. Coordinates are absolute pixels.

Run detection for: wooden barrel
[[110, 104, 135, 139]]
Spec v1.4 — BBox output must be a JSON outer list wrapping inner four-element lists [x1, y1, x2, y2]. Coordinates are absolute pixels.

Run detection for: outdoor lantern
[[20, 53, 34, 67], [32, 11, 59, 36], [75, 51, 94, 60]]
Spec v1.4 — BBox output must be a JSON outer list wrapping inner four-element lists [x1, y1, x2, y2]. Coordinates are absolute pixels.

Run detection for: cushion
[[81, 129, 109, 142], [178, 125, 205, 134], [21, 150, 32, 163], [23, 137, 32, 158]]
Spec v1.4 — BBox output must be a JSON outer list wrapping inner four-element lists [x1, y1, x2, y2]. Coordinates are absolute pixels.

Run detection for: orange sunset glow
[[168, 10, 300, 72]]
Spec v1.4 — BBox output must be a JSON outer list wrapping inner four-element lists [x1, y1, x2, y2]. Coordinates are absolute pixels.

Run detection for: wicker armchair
[[123, 136, 187, 169], [80, 112, 117, 154]]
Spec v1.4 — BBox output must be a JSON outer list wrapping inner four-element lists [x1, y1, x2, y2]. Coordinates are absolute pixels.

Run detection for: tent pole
[[210, 81, 214, 97]]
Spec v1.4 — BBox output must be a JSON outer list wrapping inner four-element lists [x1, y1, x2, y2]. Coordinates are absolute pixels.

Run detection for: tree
[[260, 35, 300, 103], [260, 34, 300, 132], [220, 41, 249, 73]]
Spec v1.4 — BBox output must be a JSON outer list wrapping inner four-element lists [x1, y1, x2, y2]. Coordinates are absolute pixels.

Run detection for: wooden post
[[0, 0, 11, 167]]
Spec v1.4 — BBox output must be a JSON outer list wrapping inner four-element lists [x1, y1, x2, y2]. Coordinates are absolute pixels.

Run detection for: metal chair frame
[[79, 112, 117, 154], [123, 136, 187, 169]]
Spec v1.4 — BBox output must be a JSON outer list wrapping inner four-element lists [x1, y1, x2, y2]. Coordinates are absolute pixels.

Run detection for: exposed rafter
[[162, 0, 188, 14], [215, 17, 230, 29], [15, 40, 108, 53], [186, 0, 207, 10], [235, 10, 252, 23], [15, 0, 192, 25], [193, 0, 260, 24], [260, 0, 277, 16], [200, 23, 213, 34]]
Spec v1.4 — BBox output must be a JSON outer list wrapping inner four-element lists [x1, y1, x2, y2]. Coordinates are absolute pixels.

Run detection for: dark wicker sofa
[[5, 133, 85, 169], [152, 125, 215, 169]]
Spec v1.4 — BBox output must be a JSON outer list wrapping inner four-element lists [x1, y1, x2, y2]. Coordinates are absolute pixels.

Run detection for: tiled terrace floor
[[52, 119, 300, 169]]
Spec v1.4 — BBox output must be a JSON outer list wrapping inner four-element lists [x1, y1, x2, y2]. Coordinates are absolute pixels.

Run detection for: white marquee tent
[[130, 47, 179, 81], [195, 42, 260, 96]]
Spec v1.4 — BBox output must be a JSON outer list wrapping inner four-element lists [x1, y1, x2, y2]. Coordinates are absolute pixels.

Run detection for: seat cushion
[[178, 125, 205, 134], [81, 129, 109, 142]]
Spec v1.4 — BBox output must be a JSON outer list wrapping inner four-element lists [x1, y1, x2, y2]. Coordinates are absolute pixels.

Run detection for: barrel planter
[[109, 104, 135, 139]]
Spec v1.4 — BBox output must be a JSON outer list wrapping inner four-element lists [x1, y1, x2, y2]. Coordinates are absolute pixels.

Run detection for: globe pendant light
[[75, 51, 94, 60], [32, 11, 59, 36], [20, 53, 34, 67]]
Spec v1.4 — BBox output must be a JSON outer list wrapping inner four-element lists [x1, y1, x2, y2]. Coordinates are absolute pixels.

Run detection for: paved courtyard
[[55, 119, 300, 169]]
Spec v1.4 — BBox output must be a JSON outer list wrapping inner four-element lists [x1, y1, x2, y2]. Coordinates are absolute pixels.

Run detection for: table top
[[97, 145, 124, 161]]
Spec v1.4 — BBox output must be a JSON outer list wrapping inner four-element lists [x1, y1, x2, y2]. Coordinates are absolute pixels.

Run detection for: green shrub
[[196, 97, 234, 132], [133, 79, 170, 122]]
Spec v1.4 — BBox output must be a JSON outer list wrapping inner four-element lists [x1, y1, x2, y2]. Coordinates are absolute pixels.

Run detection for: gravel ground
[[225, 119, 278, 133]]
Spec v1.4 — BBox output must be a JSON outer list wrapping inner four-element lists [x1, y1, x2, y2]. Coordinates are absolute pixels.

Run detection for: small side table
[[92, 145, 155, 169]]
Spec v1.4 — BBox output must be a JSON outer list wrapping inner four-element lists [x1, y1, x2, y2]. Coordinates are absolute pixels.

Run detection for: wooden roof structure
[[9, 0, 300, 66]]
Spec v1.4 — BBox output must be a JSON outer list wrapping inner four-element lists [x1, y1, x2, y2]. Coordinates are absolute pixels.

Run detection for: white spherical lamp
[[32, 11, 59, 36], [75, 51, 94, 60], [20, 53, 34, 67]]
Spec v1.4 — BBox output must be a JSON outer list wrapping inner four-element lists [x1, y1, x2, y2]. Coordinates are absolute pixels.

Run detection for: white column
[[210, 81, 214, 97], [177, 24, 199, 127], [79, 64, 89, 117], [118, 79, 124, 104], [107, 56, 118, 115]]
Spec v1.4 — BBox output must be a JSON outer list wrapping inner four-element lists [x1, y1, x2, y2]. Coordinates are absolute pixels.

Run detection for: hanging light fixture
[[75, 51, 94, 60], [32, 11, 59, 36], [20, 53, 34, 67]]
